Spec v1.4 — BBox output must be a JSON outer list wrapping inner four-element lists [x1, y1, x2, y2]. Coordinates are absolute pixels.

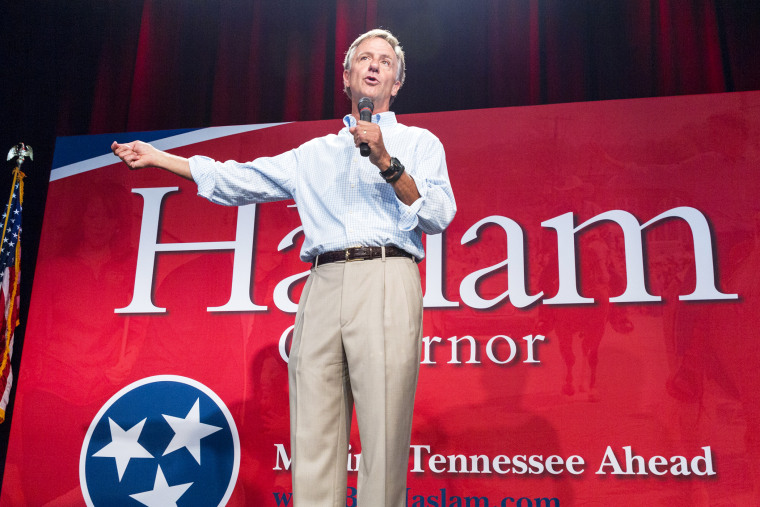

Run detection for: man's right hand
[[111, 140, 193, 179], [111, 141, 160, 169]]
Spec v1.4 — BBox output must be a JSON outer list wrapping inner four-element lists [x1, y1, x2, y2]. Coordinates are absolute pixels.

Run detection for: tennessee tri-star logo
[[80, 376, 240, 506]]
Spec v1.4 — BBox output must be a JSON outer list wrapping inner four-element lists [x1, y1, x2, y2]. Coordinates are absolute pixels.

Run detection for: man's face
[[343, 37, 401, 113]]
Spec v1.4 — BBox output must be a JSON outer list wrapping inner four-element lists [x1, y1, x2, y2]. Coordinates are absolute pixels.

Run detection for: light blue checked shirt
[[189, 111, 456, 262]]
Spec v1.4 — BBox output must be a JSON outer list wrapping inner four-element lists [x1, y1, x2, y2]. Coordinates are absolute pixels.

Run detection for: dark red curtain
[[0, 0, 759, 479], [3, 0, 759, 141]]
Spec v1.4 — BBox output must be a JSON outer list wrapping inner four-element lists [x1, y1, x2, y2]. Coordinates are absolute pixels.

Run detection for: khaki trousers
[[288, 256, 423, 507]]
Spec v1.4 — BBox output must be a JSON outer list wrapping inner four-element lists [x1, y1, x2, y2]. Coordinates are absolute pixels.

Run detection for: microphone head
[[358, 97, 374, 114]]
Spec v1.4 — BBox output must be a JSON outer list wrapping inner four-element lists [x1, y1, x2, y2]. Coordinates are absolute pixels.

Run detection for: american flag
[[0, 167, 24, 423]]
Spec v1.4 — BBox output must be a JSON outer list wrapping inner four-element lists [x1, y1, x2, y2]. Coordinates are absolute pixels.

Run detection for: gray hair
[[343, 29, 406, 102]]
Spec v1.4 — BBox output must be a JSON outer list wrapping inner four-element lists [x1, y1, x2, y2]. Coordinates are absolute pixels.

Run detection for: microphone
[[358, 97, 373, 157]]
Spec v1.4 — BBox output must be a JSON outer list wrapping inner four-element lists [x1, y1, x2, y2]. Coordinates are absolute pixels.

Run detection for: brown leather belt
[[313, 246, 416, 267]]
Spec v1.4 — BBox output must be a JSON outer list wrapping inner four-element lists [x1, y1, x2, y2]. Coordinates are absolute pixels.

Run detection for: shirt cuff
[[189, 155, 216, 199], [397, 196, 423, 231]]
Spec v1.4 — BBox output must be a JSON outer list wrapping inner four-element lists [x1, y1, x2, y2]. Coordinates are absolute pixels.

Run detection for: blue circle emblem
[[80, 375, 240, 506]]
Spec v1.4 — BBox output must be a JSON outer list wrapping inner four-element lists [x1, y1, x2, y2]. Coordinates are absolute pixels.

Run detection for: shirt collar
[[342, 111, 397, 129]]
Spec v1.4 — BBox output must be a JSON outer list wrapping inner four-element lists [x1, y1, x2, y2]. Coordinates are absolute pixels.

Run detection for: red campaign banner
[[2, 91, 760, 506]]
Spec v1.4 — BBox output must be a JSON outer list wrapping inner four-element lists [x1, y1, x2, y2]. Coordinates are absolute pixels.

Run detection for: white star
[[162, 398, 222, 464], [92, 418, 153, 481], [129, 465, 192, 507]]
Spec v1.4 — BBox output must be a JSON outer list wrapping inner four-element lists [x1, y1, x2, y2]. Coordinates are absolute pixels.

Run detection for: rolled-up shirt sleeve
[[189, 150, 297, 206], [396, 134, 456, 234]]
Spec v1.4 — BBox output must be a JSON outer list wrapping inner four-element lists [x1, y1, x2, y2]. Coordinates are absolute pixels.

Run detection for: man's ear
[[391, 80, 401, 98]]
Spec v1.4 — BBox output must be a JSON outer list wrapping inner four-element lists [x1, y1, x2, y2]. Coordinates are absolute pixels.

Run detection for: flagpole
[[0, 143, 30, 423]]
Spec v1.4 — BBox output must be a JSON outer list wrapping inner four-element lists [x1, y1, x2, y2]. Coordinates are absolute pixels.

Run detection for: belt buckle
[[345, 248, 361, 262], [345, 246, 371, 262]]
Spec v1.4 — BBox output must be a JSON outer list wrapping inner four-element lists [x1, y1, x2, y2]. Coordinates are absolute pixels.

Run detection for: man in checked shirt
[[112, 28, 456, 507]]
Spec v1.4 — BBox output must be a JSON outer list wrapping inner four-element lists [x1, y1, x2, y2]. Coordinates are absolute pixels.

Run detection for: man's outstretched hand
[[111, 141, 193, 179], [111, 141, 161, 169]]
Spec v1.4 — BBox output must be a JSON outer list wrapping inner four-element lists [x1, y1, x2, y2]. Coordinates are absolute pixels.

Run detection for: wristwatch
[[379, 157, 405, 184]]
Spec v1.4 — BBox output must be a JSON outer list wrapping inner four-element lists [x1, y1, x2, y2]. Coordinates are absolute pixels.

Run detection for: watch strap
[[380, 157, 405, 183]]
